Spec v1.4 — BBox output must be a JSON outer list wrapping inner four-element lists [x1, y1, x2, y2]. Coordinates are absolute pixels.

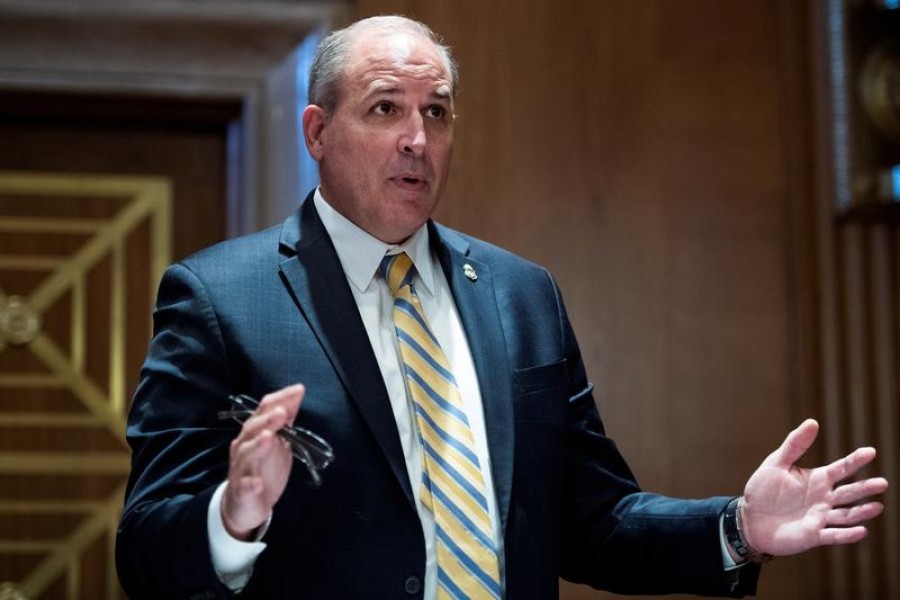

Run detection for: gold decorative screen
[[0, 172, 171, 600]]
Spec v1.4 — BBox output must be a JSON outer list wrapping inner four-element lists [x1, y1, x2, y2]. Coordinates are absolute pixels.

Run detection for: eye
[[372, 101, 395, 116], [424, 105, 446, 119]]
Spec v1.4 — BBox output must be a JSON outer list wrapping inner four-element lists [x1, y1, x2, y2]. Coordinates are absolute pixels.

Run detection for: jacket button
[[404, 575, 422, 595]]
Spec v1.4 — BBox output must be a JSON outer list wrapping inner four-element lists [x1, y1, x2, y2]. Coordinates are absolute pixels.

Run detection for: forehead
[[344, 30, 452, 97]]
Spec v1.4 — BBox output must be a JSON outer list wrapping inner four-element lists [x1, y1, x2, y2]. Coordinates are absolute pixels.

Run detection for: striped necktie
[[380, 252, 501, 599]]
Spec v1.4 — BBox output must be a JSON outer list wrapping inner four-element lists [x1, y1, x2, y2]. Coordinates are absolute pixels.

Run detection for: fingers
[[818, 525, 869, 546], [831, 476, 890, 506], [764, 418, 819, 469], [232, 427, 280, 469], [257, 383, 306, 427], [231, 384, 305, 451], [221, 384, 305, 540], [227, 383, 306, 490], [826, 501, 885, 527], [230, 384, 306, 465], [825, 446, 878, 484], [238, 407, 287, 445]]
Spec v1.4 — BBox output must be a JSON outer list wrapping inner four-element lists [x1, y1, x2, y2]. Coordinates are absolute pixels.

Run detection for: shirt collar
[[313, 188, 437, 295]]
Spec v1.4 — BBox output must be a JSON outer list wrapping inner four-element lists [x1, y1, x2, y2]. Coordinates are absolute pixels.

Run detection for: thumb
[[764, 418, 819, 469]]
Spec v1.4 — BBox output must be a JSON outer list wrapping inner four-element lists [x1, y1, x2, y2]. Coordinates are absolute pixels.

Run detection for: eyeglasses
[[218, 394, 335, 486]]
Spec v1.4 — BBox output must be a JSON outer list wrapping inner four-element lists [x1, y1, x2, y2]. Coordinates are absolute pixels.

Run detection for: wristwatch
[[723, 497, 774, 563]]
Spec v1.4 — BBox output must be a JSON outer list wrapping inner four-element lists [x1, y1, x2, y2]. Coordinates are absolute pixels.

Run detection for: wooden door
[[0, 92, 235, 600]]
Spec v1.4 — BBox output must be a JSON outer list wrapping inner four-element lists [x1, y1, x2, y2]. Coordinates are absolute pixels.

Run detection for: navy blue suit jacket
[[117, 194, 760, 599]]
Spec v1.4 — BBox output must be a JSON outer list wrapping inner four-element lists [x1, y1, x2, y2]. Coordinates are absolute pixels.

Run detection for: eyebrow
[[432, 87, 452, 101], [363, 84, 453, 103], [364, 85, 401, 100]]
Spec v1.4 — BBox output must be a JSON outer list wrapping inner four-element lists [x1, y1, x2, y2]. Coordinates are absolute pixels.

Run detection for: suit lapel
[[277, 197, 415, 507], [274, 201, 516, 524], [432, 224, 515, 534]]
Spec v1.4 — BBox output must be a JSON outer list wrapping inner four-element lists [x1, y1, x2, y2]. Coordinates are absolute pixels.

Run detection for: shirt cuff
[[207, 481, 270, 591]]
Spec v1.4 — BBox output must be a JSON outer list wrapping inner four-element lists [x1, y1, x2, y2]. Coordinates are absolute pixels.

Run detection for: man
[[116, 15, 888, 600]]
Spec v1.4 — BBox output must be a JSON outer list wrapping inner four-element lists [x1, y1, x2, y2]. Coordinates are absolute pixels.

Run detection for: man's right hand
[[221, 384, 305, 541]]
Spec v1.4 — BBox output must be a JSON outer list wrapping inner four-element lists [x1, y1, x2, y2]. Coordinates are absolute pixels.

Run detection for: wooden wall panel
[[354, 1, 821, 598], [825, 221, 900, 600], [809, 1, 899, 599]]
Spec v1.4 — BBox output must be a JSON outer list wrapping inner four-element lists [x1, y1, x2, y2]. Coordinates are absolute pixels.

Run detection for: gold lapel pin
[[463, 263, 478, 281]]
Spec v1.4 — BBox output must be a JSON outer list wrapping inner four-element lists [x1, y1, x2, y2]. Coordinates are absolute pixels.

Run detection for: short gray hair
[[308, 15, 459, 114]]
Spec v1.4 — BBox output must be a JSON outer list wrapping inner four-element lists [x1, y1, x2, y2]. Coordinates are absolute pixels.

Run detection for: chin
[[392, 198, 434, 221], [379, 215, 431, 243]]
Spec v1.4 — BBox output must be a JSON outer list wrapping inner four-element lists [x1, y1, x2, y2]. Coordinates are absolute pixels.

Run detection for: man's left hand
[[739, 419, 889, 558]]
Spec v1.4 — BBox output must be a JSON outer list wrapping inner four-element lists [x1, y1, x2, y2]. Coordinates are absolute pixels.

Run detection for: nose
[[398, 112, 427, 157]]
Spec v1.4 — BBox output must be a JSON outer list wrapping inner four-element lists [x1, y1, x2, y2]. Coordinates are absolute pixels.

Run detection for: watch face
[[861, 39, 900, 142]]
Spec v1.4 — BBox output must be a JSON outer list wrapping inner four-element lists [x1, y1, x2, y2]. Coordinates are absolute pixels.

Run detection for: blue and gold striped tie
[[380, 252, 501, 599]]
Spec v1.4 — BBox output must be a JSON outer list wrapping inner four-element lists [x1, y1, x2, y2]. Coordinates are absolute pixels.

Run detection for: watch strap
[[723, 496, 774, 564]]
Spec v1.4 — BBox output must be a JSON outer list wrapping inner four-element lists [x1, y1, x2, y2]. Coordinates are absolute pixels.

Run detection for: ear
[[302, 105, 327, 161]]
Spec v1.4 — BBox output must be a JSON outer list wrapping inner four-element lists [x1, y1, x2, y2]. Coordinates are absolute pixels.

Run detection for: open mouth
[[392, 175, 427, 189]]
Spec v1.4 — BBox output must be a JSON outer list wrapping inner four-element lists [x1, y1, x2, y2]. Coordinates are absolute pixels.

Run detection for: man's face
[[303, 29, 455, 244]]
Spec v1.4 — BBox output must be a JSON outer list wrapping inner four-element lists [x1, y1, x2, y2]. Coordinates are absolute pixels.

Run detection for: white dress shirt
[[208, 189, 504, 597]]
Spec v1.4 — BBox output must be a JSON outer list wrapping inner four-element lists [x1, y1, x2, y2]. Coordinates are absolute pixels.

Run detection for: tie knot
[[379, 252, 416, 296]]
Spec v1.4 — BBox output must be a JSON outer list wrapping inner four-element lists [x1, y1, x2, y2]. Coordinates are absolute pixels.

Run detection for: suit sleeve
[[550, 276, 761, 597], [116, 263, 240, 600]]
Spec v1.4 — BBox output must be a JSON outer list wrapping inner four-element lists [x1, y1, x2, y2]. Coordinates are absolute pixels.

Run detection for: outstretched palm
[[740, 419, 888, 557]]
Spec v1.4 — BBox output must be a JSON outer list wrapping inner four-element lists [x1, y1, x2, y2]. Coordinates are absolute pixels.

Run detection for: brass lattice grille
[[0, 172, 171, 600]]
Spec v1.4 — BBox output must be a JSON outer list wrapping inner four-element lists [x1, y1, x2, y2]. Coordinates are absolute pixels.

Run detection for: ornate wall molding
[[0, 0, 348, 234]]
